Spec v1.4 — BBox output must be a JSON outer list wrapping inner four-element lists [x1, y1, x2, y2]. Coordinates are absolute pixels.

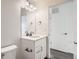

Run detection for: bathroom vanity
[[21, 35, 47, 59]]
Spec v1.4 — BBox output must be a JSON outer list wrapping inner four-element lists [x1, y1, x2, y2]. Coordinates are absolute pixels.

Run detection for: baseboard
[[44, 57, 51, 59], [50, 48, 73, 55]]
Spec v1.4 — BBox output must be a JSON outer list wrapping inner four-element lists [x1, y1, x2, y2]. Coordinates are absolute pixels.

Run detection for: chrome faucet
[[25, 31, 34, 36], [25, 31, 29, 36], [29, 32, 34, 36]]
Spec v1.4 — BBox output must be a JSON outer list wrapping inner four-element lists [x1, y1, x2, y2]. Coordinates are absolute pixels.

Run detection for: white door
[[49, 0, 77, 59]]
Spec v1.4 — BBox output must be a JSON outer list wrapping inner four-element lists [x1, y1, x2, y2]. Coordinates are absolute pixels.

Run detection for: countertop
[[21, 35, 47, 41]]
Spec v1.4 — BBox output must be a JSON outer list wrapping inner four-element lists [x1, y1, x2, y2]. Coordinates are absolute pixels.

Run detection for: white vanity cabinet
[[21, 36, 46, 59]]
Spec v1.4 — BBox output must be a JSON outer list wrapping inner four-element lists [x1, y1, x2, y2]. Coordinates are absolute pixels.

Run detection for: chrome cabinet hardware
[[74, 41, 77, 44], [25, 48, 32, 52]]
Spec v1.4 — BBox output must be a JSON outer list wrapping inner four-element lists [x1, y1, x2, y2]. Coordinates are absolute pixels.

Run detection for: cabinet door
[[35, 46, 41, 59], [21, 39, 35, 59], [41, 38, 46, 59], [35, 38, 46, 59]]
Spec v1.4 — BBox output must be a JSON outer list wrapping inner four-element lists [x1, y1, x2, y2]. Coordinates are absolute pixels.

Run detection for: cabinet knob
[[74, 41, 77, 44]]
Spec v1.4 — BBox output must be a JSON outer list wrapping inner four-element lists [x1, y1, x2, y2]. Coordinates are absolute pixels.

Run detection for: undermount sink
[[29, 36, 40, 38], [21, 35, 40, 40]]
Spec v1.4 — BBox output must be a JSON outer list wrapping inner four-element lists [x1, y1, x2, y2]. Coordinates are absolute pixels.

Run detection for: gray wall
[[1, 0, 21, 47]]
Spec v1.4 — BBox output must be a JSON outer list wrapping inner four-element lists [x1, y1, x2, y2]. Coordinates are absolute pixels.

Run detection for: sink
[[21, 35, 47, 41], [29, 36, 40, 38]]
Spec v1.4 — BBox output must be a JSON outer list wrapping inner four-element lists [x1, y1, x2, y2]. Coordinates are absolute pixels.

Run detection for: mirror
[[21, 8, 28, 36], [21, 7, 37, 36]]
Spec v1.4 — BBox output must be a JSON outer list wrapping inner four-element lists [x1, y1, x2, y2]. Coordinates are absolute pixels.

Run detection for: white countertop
[[21, 35, 47, 41]]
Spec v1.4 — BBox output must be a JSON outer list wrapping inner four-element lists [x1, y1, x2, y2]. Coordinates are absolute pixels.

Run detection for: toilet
[[1, 44, 17, 59]]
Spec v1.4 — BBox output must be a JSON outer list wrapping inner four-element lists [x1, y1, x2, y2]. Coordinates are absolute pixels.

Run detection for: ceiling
[[28, 0, 64, 9]]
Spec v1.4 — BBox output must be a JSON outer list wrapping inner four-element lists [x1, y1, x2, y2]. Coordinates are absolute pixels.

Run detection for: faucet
[[29, 32, 34, 36], [25, 31, 29, 36], [25, 31, 34, 36]]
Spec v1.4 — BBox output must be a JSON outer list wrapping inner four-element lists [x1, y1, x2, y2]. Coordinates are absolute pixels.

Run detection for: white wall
[[1, 0, 21, 47], [1, 0, 23, 59]]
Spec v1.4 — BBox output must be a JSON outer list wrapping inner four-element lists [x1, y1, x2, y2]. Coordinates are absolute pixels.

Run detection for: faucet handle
[[25, 31, 29, 36], [30, 32, 34, 36]]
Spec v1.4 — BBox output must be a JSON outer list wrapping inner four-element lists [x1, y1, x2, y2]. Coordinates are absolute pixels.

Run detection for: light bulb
[[30, 5, 34, 8], [25, 2, 29, 6]]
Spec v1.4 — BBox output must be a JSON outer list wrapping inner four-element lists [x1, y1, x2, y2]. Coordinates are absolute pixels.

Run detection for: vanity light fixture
[[30, 5, 34, 8], [33, 7, 37, 10], [21, 0, 37, 12], [21, 0, 29, 8], [25, 2, 29, 6], [29, 4, 37, 11]]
